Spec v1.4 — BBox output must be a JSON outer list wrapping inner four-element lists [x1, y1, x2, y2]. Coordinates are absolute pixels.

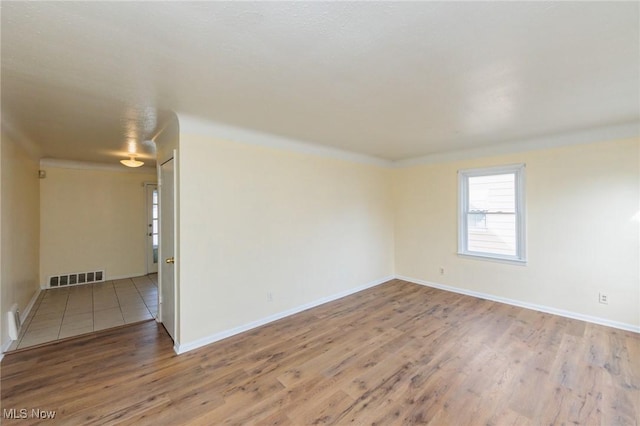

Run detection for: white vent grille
[[48, 270, 105, 288]]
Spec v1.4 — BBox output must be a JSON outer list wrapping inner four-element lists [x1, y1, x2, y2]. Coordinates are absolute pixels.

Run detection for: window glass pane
[[152, 219, 158, 234], [468, 174, 515, 213], [467, 213, 516, 256], [152, 189, 158, 205], [152, 205, 158, 220], [467, 173, 516, 256], [468, 212, 486, 229]]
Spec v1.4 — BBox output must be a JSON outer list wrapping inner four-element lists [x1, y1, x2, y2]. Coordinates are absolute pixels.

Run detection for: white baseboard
[[174, 275, 394, 354], [21, 289, 41, 325], [397, 275, 640, 334]]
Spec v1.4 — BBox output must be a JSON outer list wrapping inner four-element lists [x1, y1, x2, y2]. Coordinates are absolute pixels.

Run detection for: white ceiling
[[2, 2, 639, 166]]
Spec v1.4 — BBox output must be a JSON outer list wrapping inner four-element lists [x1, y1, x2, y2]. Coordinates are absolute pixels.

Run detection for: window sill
[[457, 252, 527, 266]]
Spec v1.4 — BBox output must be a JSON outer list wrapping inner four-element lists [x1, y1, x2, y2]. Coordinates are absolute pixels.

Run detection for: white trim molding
[[21, 290, 41, 325], [393, 121, 640, 168], [174, 275, 394, 354], [40, 158, 157, 174], [177, 113, 392, 168], [176, 115, 638, 170], [397, 275, 640, 334]]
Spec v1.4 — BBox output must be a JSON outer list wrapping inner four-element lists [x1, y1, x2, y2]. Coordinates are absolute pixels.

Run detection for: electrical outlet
[[598, 292, 608, 305], [439, 267, 445, 275], [267, 292, 273, 302]]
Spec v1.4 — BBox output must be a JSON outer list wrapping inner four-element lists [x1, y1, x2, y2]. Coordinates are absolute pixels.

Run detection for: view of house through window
[[468, 173, 516, 255], [152, 188, 159, 264], [459, 164, 526, 263]]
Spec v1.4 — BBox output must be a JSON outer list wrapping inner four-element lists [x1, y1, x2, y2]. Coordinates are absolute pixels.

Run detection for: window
[[458, 164, 526, 263], [152, 188, 159, 263]]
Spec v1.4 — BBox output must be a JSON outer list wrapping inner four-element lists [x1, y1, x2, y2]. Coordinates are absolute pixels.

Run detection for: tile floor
[[9, 274, 158, 351]]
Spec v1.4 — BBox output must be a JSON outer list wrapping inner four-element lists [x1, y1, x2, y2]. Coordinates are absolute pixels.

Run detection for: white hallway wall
[[39, 165, 157, 285]]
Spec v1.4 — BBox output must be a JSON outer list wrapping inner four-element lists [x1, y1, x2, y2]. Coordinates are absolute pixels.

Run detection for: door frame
[[158, 150, 179, 346]]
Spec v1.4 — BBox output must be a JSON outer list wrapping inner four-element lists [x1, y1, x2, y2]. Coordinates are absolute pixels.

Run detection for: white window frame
[[458, 163, 527, 264]]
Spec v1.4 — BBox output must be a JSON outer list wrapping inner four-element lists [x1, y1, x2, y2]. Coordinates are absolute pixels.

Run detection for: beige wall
[[177, 133, 395, 345], [394, 138, 640, 328], [1, 133, 40, 349], [40, 167, 157, 284]]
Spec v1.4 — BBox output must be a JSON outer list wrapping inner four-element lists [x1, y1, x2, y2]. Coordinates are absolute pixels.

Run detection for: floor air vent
[[49, 270, 105, 288]]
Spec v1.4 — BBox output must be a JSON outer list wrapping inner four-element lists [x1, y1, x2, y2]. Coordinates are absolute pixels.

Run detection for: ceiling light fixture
[[120, 155, 144, 168]]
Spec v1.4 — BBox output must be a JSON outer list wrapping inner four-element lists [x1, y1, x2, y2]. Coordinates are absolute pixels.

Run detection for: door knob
[[165, 257, 175, 264]]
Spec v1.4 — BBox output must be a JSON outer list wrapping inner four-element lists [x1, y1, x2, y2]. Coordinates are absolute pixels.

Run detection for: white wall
[[1, 133, 41, 351], [176, 132, 395, 346], [40, 166, 157, 284], [394, 138, 640, 329]]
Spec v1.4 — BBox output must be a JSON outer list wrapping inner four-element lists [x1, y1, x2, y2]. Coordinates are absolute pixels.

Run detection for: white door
[[160, 158, 176, 341], [145, 184, 159, 274]]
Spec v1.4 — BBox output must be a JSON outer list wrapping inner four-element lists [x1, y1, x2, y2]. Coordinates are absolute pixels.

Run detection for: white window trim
[[458, 163, 527, 265]]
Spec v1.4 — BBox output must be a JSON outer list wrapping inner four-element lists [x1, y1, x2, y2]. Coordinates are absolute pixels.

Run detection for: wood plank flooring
[[1, 279, 638, 425]]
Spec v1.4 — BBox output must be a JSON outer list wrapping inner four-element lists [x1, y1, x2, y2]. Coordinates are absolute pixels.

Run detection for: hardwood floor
[[1, 279, 638, 425]]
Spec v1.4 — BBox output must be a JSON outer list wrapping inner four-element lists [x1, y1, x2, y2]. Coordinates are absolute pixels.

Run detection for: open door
[[160, 157, 176, 341]]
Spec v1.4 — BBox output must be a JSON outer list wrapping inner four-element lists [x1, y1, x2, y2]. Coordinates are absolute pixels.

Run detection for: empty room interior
[[1, 2, 639, 425]]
